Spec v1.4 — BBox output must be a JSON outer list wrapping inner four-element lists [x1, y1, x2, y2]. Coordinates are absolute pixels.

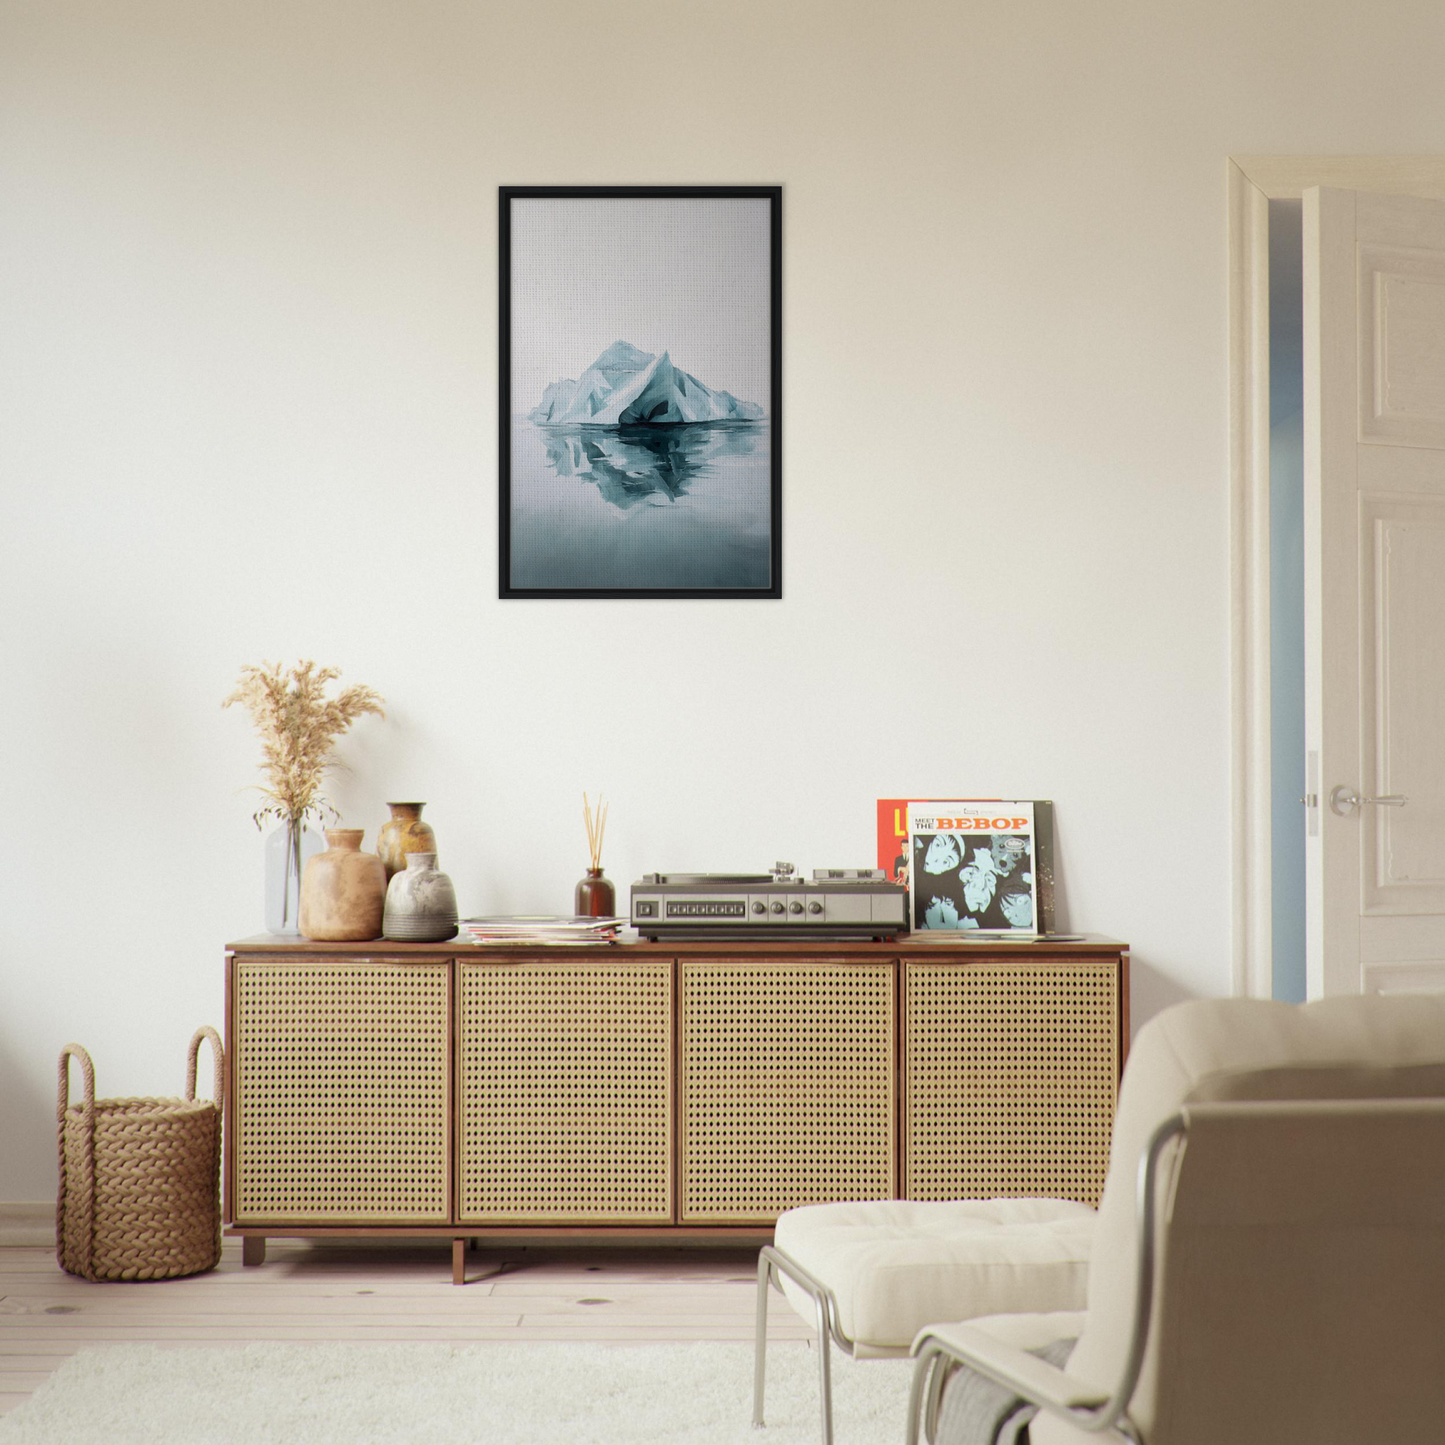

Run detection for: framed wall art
[[499, 186, 782, 599]]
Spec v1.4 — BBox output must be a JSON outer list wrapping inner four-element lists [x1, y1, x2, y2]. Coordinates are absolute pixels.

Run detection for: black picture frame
[[499, 185, 782, 599]]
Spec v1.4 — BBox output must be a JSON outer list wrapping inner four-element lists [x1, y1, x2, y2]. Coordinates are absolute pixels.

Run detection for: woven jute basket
[[56, 1027, 224, 1282]]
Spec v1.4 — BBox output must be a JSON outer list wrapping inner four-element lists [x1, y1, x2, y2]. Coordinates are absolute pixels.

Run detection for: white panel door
[[1305, 187, 1445, 996]]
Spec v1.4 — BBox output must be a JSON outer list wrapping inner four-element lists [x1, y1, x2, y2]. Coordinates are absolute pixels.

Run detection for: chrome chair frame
[[753, 1243, 871, 1445], [904, 1114, 1186, 1445]]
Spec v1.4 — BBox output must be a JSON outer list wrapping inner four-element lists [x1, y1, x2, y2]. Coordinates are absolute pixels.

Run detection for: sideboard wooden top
[[228, 932, 1127, 958]]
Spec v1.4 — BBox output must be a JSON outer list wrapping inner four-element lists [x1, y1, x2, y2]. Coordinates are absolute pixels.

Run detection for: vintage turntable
[[630, 863, 907, 940]]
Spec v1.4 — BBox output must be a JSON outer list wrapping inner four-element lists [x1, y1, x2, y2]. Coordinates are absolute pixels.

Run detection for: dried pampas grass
[[223, 660, 385, 828]]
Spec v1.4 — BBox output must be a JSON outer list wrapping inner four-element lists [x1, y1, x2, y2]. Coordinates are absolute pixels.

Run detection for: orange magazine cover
[[876, 799, 999, 885]]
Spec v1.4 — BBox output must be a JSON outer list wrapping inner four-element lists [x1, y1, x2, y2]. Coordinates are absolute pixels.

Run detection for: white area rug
[[0, 1340, 914, 1444]]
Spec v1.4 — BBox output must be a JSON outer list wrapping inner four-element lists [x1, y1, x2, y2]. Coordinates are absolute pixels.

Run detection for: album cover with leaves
[[891, 799, 1056, 934]]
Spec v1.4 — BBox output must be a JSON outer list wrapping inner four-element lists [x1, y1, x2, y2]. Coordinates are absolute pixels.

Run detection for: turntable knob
[[789, 901, 804, 915], [808, 901, 823, 915], [770, 902, 785, 915], [752, 901, 766, 914]]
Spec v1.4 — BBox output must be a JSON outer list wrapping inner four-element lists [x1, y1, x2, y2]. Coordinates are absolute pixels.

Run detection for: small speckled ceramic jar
[[376, 802, 438, 881], [299, 829, 385, 941], [382, 853, 458, 942]]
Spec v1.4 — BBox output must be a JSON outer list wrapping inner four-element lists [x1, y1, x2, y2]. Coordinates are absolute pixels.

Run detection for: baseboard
[[0, 1201, 54, 1247]]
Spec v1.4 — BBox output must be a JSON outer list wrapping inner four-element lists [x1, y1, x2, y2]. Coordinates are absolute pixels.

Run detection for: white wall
[[3, 0, 1442, 1200]]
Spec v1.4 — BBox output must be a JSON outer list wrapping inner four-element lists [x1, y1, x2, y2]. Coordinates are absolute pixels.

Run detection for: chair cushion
[[772, 1198, 1096, 1355]]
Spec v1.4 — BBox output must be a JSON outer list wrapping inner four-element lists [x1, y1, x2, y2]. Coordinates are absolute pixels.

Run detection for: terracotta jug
[[299, 829, 385, 941], [376, 802, 438, 881]]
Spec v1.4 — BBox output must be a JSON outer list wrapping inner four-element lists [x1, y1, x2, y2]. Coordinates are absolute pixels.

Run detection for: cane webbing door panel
[[679, 959, 895, 1223], [233, 959, 450, 1223], [457, 959, 673, 1223], [904, 960, 1118, 1205], [225, 938, 1126, 1248]]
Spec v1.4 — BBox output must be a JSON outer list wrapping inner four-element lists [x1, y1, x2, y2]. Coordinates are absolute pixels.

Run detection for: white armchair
[[907, 993, 1445, 1445]]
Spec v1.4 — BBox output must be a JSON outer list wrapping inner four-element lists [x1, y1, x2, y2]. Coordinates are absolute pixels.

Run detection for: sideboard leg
[[241, 1236, 266, 1268], [452, 1237, 465, 1285]]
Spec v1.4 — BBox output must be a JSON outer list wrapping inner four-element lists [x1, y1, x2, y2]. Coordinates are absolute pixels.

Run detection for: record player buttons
[[770, 902, 785, 915], [752, 901, 766, 914], [808, 902, 823, 915], [789, 901, 804, 915]]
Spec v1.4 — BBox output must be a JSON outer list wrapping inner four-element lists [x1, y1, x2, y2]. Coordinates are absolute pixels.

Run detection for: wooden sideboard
[[224, 935, 1129, 1281]]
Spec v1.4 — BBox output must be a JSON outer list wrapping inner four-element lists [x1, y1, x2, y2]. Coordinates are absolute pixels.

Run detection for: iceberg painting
[[529, 341, 764, 427], [500, 187, 781, 598]]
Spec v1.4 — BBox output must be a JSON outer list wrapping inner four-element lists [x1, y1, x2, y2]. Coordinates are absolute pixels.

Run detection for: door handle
[[1329, 786, 1408, 816]]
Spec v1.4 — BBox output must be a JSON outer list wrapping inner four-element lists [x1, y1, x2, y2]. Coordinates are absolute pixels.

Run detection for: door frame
[[1228, 157, 1445, 998]]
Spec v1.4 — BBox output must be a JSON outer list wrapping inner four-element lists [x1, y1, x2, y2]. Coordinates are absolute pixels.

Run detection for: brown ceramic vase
[[299, 829, 386, 941], [574, 868, 616, 918], [376, 802, 438, 881]]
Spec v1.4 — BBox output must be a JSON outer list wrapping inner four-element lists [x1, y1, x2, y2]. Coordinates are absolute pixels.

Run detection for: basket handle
[[56, 1043, 98, 1277], [185, 1026, 225, 1108], [57, 1043, 95, 1125]]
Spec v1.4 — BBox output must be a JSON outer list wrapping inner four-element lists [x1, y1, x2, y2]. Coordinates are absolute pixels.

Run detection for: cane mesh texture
[[680, 960, 895, 1222], [458, 959, 673, 1222], [233, 960, 450, 1223], [904, 960, 1118, 1206]]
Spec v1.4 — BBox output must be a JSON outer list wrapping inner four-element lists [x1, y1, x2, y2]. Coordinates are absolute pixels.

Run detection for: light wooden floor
[[0, 1239, 811, 1416]]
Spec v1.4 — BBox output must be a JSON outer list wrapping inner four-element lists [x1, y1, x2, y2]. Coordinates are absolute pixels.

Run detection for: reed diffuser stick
[[583, 792, 608, 870], [577, 792, 615, 918]]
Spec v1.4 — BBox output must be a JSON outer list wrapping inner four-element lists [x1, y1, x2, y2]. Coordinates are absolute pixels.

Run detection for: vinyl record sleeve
[[877, 798, 1055, 934]]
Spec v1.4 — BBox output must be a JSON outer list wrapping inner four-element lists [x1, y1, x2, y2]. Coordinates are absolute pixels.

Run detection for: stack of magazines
[[458, 915, 626, 946]]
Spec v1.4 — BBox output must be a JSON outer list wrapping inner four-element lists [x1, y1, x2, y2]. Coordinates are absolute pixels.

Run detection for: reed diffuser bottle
[[575, 792, 616, 917]]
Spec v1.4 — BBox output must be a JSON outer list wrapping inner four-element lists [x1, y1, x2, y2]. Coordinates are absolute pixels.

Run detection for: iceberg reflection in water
[[541, 423, 761, 510], [508, 419, 771, 591]]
